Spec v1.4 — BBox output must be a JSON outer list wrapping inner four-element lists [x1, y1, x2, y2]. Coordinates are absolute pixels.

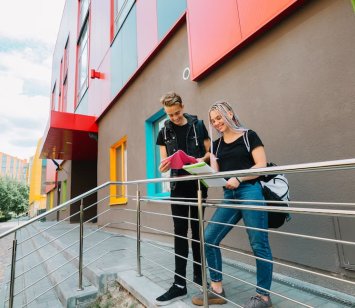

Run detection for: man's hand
[[159, 160, 171, 173]]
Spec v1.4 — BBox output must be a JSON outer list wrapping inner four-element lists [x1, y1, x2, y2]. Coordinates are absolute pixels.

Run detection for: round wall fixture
[[182, 67, 190, 80]]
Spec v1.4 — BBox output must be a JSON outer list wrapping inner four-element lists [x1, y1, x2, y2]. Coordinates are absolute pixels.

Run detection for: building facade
[[28, 139, 48, 217], [0, 152, 28, 183], [40, 0, 355, 283]]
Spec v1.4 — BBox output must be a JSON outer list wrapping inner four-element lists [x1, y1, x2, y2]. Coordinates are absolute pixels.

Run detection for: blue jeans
[[204, 182, 273, 296]]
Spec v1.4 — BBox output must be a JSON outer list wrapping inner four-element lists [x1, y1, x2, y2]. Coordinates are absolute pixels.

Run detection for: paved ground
[[29, 222, 355, 307], [1, 220, 355, 307]]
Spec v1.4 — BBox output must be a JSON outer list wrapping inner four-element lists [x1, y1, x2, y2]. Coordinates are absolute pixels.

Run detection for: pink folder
[[161, 150, 198, 169]]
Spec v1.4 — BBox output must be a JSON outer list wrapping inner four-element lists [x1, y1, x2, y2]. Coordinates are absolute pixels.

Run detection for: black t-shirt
[[156, 120, 209, 176], [156, 122, 189, 152], [213, 130, 263, 173]]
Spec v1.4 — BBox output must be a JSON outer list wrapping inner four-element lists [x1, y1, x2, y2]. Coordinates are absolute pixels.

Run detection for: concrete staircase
[[1, 221, 355, 308]]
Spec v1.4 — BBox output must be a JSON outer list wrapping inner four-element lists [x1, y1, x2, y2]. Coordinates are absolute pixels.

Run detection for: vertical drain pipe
[[9, 232, 17, 308], [78, 198, 84, 290], [136, 184, 142, 276], [197, 180, 209, 308]]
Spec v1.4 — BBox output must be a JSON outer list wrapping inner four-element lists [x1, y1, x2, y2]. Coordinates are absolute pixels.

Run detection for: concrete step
[[26, 224, 98, 307], [31, 222, 122, 293]]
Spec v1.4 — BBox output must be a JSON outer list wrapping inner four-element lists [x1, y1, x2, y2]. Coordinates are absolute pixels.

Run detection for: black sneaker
[[155, 284, 187, 306]]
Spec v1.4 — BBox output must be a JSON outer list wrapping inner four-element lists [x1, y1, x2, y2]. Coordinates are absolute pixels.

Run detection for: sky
[[0, 0, 65, 160]]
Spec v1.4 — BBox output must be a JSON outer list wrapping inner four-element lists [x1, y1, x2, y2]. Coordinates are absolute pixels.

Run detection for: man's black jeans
[[170, 180, 207, 287]]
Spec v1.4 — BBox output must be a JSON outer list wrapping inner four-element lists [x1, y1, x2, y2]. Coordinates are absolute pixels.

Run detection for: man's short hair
[[160, 92, 183, 107]]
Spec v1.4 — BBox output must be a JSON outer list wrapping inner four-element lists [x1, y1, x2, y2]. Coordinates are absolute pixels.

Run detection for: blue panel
[[75, 91, 89, 115], [157, 0, 186, 39], [111, 5, 138, 99], [111, 30, 124, 98], [121, 5, 138, 84], [145, 109, 169, 197]]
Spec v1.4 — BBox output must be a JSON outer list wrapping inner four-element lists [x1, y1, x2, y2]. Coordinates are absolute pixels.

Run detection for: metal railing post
[[78, 198, 84, 290], [136, 185, 142, 276], [9, 232, 17, 308], [197, 180, 209, 308]]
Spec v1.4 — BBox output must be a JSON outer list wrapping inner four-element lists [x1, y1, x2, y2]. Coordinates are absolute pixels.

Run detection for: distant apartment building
[[0, 152, 28, 183]]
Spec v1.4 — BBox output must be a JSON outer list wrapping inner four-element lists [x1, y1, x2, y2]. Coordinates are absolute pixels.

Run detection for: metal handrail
[[1, 158, 355, 240], [2, 158, 355, 308], [0, 181, 111, 239], [16, 195, 111, 246]]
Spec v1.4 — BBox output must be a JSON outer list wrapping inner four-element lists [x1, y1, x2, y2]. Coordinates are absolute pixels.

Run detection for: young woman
[[192, 101, 273, 308]]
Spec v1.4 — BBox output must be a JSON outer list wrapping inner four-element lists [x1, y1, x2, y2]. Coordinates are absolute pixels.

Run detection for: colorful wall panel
[[186, 0, 300, 80], [136, 0, 158, 65], [186, 0, 242, 80]]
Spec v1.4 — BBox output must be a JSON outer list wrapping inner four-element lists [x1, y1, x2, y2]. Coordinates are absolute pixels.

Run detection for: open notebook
[[183, 162, 227, 188]]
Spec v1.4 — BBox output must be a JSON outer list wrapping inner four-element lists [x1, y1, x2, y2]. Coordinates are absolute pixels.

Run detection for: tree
[[0, 177, 29, 217]]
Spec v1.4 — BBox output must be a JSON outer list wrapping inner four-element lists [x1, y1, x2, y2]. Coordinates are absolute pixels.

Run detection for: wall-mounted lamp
[[90, 69, 103, 79]]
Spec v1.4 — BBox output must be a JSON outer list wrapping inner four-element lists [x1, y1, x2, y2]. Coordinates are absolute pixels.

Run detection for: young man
[[155, 92, 210, 305]]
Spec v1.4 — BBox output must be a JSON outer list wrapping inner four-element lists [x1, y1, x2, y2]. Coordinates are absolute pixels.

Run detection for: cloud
[[0, 0, 64, 46], [0, 0, 64, 160]]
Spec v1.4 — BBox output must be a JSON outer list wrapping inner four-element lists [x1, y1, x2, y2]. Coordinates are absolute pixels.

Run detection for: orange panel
[[237, 0, 297, 39], [186, 0, 242, 80]]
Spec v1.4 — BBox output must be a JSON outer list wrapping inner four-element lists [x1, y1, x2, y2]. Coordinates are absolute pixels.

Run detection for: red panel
[[40, 111, 98, 160], [238, 0, 297, 39], [186, 0, 242, 80], [136, 0, 158, 66]]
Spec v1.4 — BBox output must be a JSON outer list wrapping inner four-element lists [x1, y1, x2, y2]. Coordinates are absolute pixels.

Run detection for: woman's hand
[[159, 160, 171, 173], [210, 153, 219, 172], [225, 177, 240, 190]]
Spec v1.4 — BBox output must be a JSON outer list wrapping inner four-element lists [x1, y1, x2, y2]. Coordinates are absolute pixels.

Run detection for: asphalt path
[[0, 220, 26, 284]]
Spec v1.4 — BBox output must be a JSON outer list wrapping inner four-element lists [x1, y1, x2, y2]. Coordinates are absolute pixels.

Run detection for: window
[[110, 136, 127, 204], [59, 59, 63, 110], [145, 110, 169, 197], [79, 0, 89, 28], [62, 38, 69, 112], [51, 83, 57, 110], [77, 21, 89, 105], [76, 1, 89, 108], [112, 0, 135, 38], [2, 154, 7, 174]]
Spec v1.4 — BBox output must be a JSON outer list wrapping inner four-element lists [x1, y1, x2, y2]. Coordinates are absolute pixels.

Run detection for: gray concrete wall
[[97, 0, 355, 278]]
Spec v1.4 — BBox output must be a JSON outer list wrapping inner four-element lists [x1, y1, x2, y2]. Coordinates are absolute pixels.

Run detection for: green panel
[[111, 4, 137, 98], [352, 0, 355, 13], [157, 0, 186, 39], [62, 180, 67, 202]]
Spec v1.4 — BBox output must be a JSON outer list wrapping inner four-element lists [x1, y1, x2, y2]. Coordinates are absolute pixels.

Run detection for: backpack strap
[[242, 130, 250, 153]]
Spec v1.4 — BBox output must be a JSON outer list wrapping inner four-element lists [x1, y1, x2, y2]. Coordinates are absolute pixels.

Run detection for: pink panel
[[45, 160, 57, 193], [186, 0, 242, 80], [136, 0, 158, 66], [237, 0, 297, 39]]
